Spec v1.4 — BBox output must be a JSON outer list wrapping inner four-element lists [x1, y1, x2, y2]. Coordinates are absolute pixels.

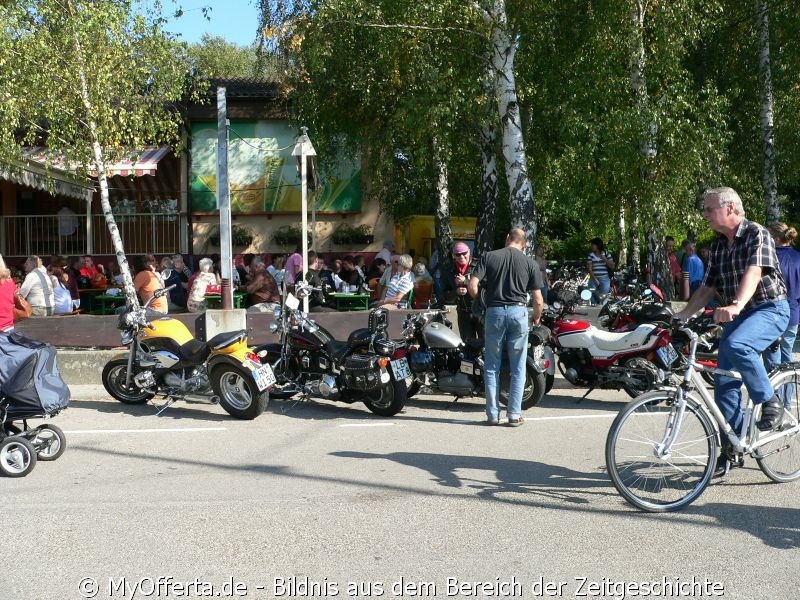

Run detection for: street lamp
[[292, 127, 318, 312]]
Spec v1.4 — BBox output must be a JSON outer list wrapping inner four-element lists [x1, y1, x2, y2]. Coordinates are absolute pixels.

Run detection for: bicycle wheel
[[606, 390, 717, 512], [756, 368, 800, 482]]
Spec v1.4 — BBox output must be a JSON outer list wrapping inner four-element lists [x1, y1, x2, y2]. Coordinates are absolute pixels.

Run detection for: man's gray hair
[[398, 254, 413, 270], [705, 186, 745, 216], [171, 254, 184, 263], [251, 256, 264, 268], [198, 257, 213, 271]]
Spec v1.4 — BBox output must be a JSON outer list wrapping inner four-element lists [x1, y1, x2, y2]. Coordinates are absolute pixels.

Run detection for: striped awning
[[105, 146, 170, 177], [4, 149, 93, 201]]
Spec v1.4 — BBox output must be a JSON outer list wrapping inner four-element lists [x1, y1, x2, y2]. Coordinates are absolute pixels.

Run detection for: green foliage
[[186, 34, 261, 79]]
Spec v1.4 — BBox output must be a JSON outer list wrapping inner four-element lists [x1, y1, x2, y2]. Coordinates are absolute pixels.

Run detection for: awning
[[2, 151, 94, 202], [105, 146, 170, 177]]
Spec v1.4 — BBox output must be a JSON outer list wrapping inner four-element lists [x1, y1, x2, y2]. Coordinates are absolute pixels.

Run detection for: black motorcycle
[[255, 283, 409, 416], [400, 309, 551, 410]]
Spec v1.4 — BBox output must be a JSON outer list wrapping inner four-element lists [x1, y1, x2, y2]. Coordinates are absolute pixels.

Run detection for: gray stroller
[[0, 331, 70, 477]]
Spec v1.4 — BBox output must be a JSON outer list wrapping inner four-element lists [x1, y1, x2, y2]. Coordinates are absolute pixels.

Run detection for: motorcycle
[[400, 308, 551, 410], [102, 286, 273, 420], [255, 283, 409, 416], [543, 289, 677, 398]]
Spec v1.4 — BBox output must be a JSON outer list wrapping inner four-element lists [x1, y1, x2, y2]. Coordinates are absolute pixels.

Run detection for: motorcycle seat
[[590, 323, 659, 353], [207, 329, 247, 350], [325, 339, 352, 361], [178, 338, 212, 365]]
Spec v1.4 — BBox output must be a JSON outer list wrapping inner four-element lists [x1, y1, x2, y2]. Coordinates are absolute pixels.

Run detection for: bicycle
[[605, 319, 800, 512]]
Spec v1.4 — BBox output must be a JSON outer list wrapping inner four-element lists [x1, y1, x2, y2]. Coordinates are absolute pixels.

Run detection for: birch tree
[[756, 0, 779, 223], [0, 0, 193, 308]]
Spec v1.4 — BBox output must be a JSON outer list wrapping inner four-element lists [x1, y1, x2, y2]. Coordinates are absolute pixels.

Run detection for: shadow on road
[[331, 450, 611, 505], [693, 502, 800, 549], [67, 399, 232, 422]]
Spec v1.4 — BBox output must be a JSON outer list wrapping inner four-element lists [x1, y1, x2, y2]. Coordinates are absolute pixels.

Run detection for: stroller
[[0, 331, 70, 477]]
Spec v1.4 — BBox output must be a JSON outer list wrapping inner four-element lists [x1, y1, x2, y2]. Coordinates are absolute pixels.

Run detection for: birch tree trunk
[[432, 135, 454, 268], [475, 121, 499, 259], [67, 0, 138, 309], [484, 0, 537, 253], [757, 0, 779, 223], [616, 203, 628, 267], [631, 197, 641, 273], [630, 0, 672, 299]]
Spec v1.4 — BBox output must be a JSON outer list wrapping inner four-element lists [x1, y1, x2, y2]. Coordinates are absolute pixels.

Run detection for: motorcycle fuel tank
[[140, 316, 195, 346], [422, 322, 464, 349], [552, 318, 593, 349]]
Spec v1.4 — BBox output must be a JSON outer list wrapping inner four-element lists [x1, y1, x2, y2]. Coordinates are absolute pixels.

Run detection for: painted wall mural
[[190, 120, 361, 213]]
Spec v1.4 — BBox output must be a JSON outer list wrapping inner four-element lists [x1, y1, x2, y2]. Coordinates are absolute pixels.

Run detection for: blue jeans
[[590, 276, 610, 304], [716, 300, 789, 432], [775, 323, 798, 408], [484, 305, 529, 420]]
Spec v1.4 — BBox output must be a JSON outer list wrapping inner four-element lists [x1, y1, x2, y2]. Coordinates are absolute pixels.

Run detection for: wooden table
[[332, 293, 370, 311], [204, 291, 247, 309]]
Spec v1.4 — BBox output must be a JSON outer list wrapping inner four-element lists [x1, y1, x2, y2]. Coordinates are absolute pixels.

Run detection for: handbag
[[13, 291, 33, 321]]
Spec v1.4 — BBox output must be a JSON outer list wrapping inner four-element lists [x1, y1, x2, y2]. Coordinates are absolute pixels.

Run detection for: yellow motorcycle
[[102, 287, 273, 419]]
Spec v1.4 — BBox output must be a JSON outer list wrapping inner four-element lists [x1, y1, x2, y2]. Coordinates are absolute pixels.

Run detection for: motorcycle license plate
[[252, 363, 276, 391], [656, 344, 679, 367], [390, 357, 411, 380]]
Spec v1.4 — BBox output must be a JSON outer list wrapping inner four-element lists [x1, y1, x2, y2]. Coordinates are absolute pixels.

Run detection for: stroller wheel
[[31, 424, 66, 461], [0, 436, 37, 477]]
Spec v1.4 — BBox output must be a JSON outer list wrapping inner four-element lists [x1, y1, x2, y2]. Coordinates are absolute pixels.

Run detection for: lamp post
[[292, 127, 317, 313]]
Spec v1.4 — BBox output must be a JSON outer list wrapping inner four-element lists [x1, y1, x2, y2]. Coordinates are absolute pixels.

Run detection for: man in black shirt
[[469, 228, 543, 426]]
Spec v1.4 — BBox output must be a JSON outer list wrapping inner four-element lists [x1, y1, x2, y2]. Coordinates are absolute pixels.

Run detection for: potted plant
[[332, 224, 354, 245], [273, 224, 303, 246], [208, 224, 253, 247], [352, 224, 374, 244]]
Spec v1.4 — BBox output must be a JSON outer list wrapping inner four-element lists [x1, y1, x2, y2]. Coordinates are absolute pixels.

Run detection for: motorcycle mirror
[[580, 289, 593, 302]]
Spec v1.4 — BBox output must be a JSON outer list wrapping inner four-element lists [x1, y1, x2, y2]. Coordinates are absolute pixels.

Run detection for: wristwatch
[[731, 299, 741, 306]]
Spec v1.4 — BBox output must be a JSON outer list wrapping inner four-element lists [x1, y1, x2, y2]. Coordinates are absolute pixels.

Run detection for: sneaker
[[485, 418, 499, 426], [507, 416, 525, 427], [756, 396, 784, 431]]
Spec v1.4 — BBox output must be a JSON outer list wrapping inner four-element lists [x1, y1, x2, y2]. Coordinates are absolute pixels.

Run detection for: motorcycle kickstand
[[577, 388, 594, 403], [152, 396, 177, 416], [447, 396, 461, 409]]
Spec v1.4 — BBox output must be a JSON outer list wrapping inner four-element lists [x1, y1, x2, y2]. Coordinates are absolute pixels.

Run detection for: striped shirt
[[588, 251, 612, 279], [702, 218, 786, 310]]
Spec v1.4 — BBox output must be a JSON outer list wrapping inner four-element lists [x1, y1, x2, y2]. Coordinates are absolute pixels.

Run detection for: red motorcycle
[[543, 290, 678, 398]]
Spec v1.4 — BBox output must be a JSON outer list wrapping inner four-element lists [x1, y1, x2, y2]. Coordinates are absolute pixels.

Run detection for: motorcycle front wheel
[[363, 377, 407, 417], [102, 359, 155, 404], [211, 365, 269, 420], [499, 364, 547, 410]]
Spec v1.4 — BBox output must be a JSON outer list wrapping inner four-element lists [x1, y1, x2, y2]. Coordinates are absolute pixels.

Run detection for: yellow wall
[[395, 215, 477, 260]]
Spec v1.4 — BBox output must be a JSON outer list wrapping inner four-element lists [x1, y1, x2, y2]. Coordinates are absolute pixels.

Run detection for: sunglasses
[[454, 252, 469, 257], [392, 260, 400, 264]]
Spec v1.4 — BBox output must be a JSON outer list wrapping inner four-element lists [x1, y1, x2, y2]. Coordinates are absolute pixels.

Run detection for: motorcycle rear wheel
[[363, 377, 407, 417], [211, 365, 269, 420], [499, 364, 547, 410], [102, 359, 155, 404]]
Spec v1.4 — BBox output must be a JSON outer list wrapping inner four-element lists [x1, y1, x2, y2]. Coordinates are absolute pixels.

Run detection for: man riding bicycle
[[675, 187, 790, 476]]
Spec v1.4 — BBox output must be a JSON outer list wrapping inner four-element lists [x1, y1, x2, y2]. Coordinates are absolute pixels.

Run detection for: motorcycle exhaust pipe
[[183, 394, 221, 405]]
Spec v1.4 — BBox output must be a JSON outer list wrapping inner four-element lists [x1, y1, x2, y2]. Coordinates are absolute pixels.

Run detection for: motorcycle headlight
[[121, 331, 134, 345]]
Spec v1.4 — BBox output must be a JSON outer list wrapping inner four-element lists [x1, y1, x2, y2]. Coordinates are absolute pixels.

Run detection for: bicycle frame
[[660, 325, 800, 459]]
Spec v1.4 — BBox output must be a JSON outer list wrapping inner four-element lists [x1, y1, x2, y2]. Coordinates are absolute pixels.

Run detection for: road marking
[[339, 423, 397, 428], [448, 414, 617, 425], [63, 427, 227, 434]]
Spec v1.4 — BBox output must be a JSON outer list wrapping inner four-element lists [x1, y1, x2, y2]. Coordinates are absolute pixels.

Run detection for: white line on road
[[339, 423, 397, 428], [448, 414, 617, 425], [63, 427, 227, 434]]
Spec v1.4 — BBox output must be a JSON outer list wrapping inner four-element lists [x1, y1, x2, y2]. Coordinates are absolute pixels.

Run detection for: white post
[[217, 87, 233, 309], [293, 127, 317, 313]]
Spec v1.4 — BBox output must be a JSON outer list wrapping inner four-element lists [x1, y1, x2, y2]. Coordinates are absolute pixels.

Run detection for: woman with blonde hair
[[0, 253, 17, 332], [769, 222, 800, 367]]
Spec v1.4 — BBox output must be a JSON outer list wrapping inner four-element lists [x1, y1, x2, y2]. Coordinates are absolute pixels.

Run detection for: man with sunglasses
[[675, 187, 789, 476], [444, 242, 482, 341], [469, 229, 543, 426]]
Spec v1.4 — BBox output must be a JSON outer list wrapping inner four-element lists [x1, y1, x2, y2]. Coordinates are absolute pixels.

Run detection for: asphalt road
[[1, 378, 797, 600]]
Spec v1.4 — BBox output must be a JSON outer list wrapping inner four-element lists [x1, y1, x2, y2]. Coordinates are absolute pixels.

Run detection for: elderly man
[[468, 229, 543, 426], [676, 187, 789, 476], [246, 256, 281, 312]]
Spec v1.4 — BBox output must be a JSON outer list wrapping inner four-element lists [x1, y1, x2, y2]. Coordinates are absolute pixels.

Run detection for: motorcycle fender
[[207, 350, 254, 373], [109, 351, 130, 363]]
